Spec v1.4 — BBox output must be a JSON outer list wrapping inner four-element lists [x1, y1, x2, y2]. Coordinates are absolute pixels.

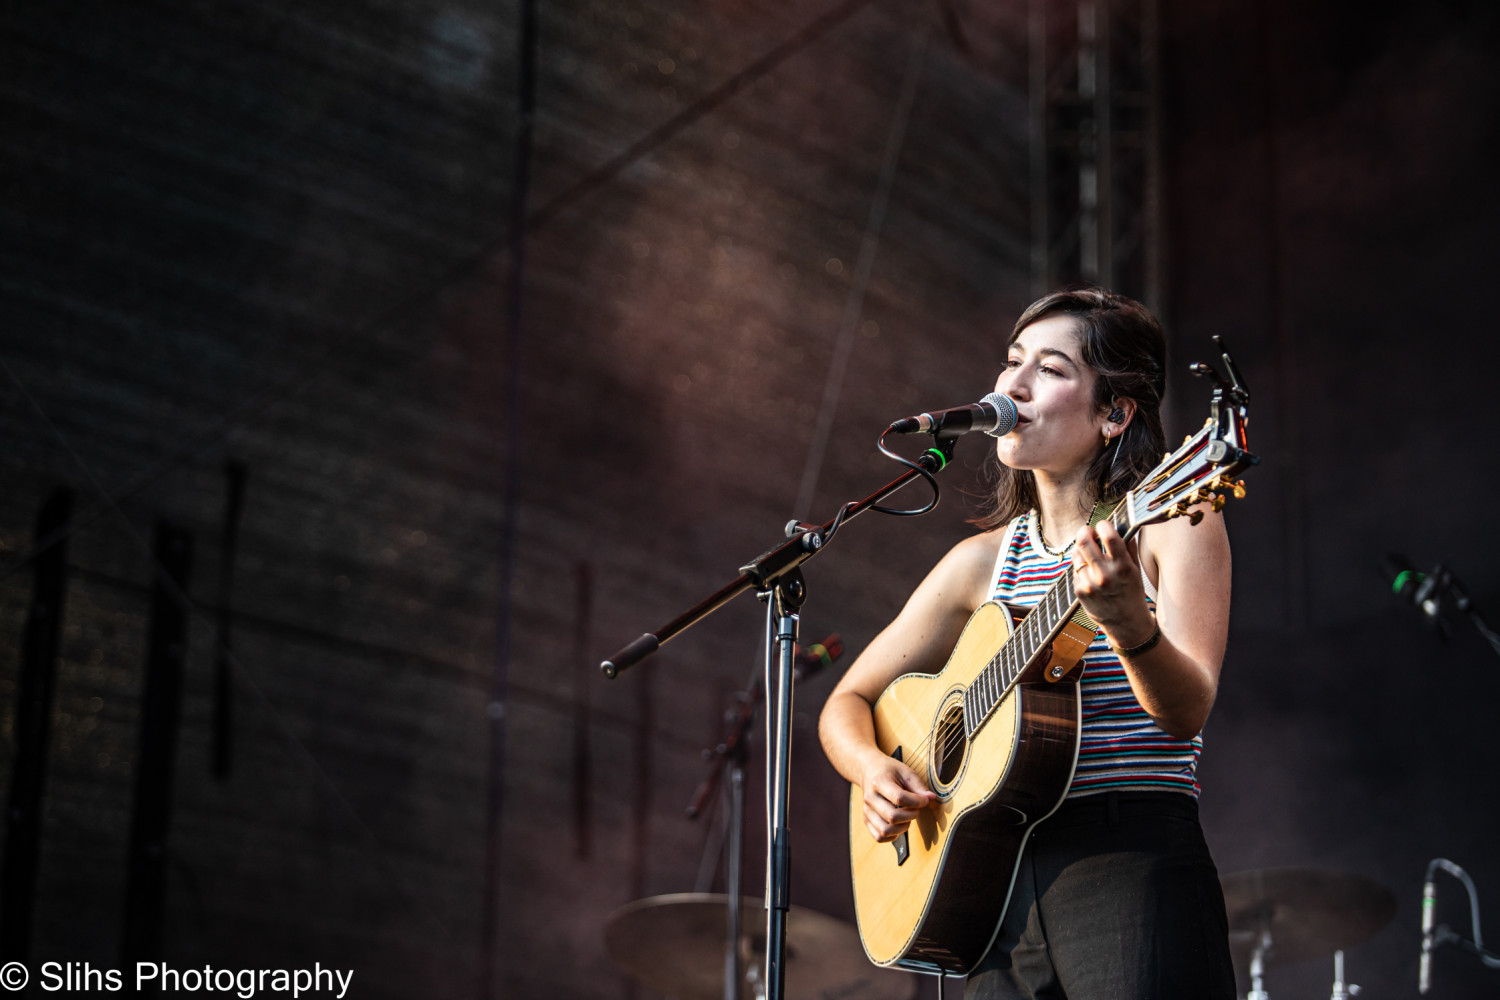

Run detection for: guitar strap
[[1041, 497, 1121, 684], [1066, 497, 1122, 636]]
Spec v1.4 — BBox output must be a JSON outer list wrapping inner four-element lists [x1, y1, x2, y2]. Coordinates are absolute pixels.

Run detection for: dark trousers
[[964, 791, 1236, 1000]]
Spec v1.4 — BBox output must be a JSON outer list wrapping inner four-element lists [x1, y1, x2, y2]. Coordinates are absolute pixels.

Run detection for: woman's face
[[993, 315, 1109, 476]]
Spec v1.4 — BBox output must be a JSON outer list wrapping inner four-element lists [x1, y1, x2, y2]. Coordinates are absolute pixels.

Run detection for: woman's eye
[[1041, 365, 1061, 377], [1004, 358, 1022, 369]]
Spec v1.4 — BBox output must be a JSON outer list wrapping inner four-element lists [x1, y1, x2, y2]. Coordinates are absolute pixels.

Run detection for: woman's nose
[[1000, 369, 1030, 401]]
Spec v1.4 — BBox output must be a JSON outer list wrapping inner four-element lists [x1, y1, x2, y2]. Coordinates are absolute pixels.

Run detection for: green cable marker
[[1393, 569, 1424, 595]]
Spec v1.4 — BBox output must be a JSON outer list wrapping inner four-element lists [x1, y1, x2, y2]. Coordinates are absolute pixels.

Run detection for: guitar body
[[849, 601, 1082, 975]]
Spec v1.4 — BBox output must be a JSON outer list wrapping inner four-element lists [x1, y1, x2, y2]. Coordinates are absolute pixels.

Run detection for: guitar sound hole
[[935, 705, 966, 785]]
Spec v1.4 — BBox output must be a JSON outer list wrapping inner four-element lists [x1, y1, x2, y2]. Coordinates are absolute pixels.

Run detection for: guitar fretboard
[[960, 506, 1133, 738]]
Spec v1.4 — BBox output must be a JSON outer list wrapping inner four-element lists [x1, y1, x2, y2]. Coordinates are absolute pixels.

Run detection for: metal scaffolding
[[1030, 0, 1162, 310]]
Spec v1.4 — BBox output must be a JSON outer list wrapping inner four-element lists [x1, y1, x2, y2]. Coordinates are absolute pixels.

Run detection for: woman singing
[[819, 288, 1237, 999]]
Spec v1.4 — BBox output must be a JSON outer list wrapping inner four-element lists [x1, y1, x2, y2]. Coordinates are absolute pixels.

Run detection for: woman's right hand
[[819, 532, 999, 844], [859, 756, 938, 843]]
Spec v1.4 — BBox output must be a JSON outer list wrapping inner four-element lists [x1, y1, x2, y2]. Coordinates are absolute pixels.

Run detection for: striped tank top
[[989, 510, 1202, 799]]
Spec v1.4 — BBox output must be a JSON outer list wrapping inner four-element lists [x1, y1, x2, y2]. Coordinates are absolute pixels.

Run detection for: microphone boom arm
[[600, 439, 956, 678]]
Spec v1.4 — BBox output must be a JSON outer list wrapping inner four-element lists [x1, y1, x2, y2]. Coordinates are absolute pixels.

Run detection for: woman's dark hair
[[971, 287, 1168, 530]]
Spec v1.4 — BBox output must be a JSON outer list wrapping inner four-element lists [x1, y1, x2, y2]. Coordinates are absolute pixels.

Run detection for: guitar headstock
[[1122, 337, 1258, 532]]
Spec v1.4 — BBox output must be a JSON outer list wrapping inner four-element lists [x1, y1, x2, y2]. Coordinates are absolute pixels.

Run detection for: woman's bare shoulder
[[1137, 506, 1230, 588], [935, 526, 1009, 610]]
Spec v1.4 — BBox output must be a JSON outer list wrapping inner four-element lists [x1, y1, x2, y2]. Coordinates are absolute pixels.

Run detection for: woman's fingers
[[1073, 522, 1139, 594], [861, 762, 937, 842]]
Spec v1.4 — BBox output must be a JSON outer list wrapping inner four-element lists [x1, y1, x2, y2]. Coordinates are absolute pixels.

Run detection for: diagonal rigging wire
[[0, 0, 884, 583], [791, 26, 929, 520], [523, 0, 879, 234]]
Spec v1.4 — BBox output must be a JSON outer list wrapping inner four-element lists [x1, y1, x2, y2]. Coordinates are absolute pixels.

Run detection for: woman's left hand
[[1071, 520, 1154, 646]]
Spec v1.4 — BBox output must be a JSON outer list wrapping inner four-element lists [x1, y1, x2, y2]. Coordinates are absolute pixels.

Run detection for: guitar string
[[900, 562, 1083, 775], [903, 526, 1098, 774], [900, 503, 1136, 777]]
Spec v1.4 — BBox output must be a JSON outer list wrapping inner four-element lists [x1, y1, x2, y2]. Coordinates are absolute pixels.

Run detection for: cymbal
[[603, 892, 915, 1000], [1221, 867, 1397, 969]]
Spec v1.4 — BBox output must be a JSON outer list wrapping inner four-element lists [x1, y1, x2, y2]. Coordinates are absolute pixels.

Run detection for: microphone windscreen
[[981, 391, 1019, 438]]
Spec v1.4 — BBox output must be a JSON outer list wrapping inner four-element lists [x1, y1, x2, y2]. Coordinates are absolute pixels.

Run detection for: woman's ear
[[1104, 398, 1137, 434]]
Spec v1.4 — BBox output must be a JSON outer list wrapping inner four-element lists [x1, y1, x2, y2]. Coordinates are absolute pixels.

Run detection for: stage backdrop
[[0, 1, 1497, 998]]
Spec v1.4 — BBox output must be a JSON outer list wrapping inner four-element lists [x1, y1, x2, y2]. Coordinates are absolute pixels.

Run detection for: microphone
[[1420, 877, 1435, 994], [890, 391, 1018, 439], [793, 635, 845, 682], [1386, 553, 1440, 611], [1385, 553, 1452, 638]]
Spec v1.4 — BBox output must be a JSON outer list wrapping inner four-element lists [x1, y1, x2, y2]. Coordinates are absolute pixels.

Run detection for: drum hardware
[[1242, 927, 1269, 1000], [1328, 948, 1360, 999], [602, 893, 914, 1000], [1222, 867, 1396, 1000], [682, 680, 760, 1000]]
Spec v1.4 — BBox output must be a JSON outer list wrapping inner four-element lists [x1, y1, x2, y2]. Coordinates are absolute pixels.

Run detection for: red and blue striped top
[[989, 511, 1202, 799]]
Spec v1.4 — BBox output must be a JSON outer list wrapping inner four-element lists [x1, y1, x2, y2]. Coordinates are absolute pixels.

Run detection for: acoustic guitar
[[849, 346, 1257, 975]]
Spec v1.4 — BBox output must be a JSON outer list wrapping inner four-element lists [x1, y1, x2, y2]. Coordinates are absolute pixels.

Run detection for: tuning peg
[[1211, 496, 1227, 513], [1188, 510, 1205, 526], [1194, 487, 1216, 503], [1211, 475, 1248, 498]]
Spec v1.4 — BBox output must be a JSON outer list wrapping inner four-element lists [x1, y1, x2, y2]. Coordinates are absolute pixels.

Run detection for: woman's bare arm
[[1071, 512, 1230, 739], [819, 531, 999, 841]]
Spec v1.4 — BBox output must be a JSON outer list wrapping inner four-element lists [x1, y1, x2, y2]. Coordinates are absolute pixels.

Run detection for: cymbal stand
[[1247, 928, 1271, 1000], [726, 749, 747, 1000], [1329, 949, 1360, 999], [687, 680, 761, 1000]]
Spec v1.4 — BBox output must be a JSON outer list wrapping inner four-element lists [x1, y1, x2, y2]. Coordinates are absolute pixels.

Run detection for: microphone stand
[[602, 438, 957, 1000], [1389, 559, 1500, 660], [1431, 567, 1500, 659], [1420, 857, 1500, 994]]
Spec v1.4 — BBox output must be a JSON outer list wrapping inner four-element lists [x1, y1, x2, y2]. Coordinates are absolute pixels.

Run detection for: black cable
[[817, 427, 942, 549], [870, 427, 942, 516]]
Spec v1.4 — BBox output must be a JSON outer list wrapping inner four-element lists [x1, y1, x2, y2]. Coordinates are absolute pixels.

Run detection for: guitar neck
[[961, 505, 1136, 737]]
